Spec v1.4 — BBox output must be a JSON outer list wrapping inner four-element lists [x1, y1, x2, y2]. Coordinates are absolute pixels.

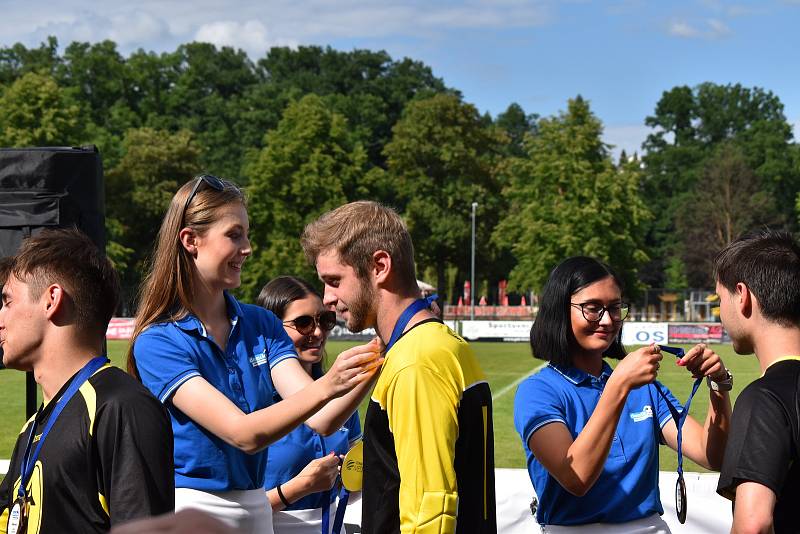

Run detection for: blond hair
[[126, 177, 245, 378], [301, 201, 417, 292]]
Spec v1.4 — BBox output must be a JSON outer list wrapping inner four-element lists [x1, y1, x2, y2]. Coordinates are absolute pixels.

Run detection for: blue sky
[[2, 0, 798, 157]]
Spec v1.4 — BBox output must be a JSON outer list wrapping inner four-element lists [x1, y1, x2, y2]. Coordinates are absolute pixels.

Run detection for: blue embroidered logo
[[249, 350, 268, 367], [630, 405, 654, 423]]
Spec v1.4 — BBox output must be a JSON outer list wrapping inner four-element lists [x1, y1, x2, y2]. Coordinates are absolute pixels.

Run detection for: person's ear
[[736, 282, 753, 318], [43, 283, 65, 320], [179, 228, 198, 257], [372, 250, 392, 285]]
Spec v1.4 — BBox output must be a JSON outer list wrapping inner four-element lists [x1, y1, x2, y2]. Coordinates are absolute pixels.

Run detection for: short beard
[[346, 277, 377, 333]]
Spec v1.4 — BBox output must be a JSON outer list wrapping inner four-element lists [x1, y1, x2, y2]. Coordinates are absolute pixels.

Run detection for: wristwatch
[[707, 369, 733, 392]]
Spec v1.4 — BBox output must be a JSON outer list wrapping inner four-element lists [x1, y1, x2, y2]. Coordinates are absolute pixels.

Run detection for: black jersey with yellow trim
[[0, 364, 174, 533], [362, 319, 496, 534]]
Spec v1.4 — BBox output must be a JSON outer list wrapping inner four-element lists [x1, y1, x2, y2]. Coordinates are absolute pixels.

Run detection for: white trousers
[[541, 513, 672, 534], [175, 487, 273, 534], [272, 505, 344, 534]]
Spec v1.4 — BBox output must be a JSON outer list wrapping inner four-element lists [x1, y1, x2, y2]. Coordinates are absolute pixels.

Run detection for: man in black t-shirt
[[714, 230, 800, 533], [0, 229, 174, 533]]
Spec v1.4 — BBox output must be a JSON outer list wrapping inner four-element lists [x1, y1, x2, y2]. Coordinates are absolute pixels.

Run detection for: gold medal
[[7, 497, 28, 534], [341, 440, 364, 491]]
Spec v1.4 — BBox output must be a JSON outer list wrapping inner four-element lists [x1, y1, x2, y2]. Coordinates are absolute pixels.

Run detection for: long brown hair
[[126, 177, 246, 378]]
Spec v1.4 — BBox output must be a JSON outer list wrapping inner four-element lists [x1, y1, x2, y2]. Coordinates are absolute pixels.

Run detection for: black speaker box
[[0, 146, 105, 416]]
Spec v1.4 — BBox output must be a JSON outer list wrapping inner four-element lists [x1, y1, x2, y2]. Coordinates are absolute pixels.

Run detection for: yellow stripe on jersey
[[99, 493, 109, 516], [78, 364, 112, 436]]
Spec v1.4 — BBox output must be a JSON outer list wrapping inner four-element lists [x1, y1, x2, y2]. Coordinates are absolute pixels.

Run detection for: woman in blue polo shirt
[[128, 175, 381, 534], [258, 276, 362, 533], [514, 256, 732, 532]]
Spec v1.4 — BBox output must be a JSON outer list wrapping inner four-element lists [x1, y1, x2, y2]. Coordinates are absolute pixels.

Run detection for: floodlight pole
[[471, 202, 478, 321]]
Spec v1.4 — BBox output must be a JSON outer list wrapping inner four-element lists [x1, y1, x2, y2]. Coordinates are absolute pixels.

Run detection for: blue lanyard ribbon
[[385, 294, 438, 354], [17, 356, 108, 500], [651, 346, 702, 477]]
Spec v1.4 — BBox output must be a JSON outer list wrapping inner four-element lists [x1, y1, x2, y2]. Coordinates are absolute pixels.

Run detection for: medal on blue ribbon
[[652, 345, 700, 524]]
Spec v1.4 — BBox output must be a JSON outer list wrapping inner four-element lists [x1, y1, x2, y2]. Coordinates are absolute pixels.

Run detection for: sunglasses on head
[[182, 174, 226, 224], [283, 310, 338, 335]]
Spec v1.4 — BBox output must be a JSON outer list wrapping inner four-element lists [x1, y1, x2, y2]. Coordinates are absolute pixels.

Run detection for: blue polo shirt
[[264, 412, 361, 510], [134, 292, 298, 491], [513, 361, 681, 526]]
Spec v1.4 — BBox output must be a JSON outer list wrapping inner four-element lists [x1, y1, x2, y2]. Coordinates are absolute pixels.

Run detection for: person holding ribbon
[[513, 256, 732, 532], [257, 275, 366, 534], [128, 175, 382, 534], [301, 200, 496, 534], [0, 228, 174, 534]]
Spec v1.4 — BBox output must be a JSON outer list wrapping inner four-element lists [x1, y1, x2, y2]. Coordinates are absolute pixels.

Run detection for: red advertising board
[[106, 318, 135, 340]]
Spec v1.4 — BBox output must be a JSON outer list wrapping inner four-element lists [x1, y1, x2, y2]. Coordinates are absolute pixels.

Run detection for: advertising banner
[[621, 322, 669, 346], [106, 318, 135, 340], [461, 320, 533, 341]]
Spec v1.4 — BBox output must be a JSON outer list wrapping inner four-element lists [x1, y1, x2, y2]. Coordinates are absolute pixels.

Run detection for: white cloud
[[668, 20, 700, 38], [668, 18, 731, 39], [194, 20, 297, 56]]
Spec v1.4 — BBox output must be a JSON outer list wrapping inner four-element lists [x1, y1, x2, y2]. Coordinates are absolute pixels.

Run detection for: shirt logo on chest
[[249, 350, 268, 368], [630, 405, 653, 423]]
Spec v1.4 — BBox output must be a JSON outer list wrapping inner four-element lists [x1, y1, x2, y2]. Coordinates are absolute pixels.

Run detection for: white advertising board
[[621, 322, 669, 346], [461, 320, 533, 341]]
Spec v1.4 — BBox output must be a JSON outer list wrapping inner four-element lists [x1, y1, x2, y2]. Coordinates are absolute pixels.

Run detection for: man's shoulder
[[387, 320, 483, 377], [87, 366, 166, 409]]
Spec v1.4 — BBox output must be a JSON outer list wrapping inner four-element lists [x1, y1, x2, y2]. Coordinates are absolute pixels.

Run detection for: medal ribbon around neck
[[385, 294, 438, 354], [651, 345, 701, 524]]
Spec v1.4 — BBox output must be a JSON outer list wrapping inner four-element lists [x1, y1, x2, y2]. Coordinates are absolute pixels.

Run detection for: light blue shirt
[[264, 412, 361, 510], [513, 361, 681, 526], [134, 292, 298, 491]]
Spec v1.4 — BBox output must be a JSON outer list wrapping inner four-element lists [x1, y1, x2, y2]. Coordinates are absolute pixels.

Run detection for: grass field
[[0, 340, 762, 474]]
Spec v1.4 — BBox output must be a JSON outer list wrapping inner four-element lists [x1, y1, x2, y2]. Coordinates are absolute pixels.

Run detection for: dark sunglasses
[[283, 310, 338, 335], [182, 174, 225, 224]]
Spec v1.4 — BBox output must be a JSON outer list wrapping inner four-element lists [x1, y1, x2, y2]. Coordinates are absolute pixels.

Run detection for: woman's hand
[[676, 343, 727, 381], [321, 337, 384, 398], [294, 452, 343, 494], [609, 344, 663, 392]]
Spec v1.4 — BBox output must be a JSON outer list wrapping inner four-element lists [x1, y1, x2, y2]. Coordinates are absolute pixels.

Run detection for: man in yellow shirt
[[302, 201, 496, 534]]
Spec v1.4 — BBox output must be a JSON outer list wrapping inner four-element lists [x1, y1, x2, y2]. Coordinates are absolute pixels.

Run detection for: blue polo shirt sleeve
[[514, 375, 566, 448], [651, 380, 683, 430], [260, 309, 299, 369], [134, 324, 202, 403]]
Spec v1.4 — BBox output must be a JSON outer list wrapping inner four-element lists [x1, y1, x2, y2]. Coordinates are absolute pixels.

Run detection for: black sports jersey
[[0, 364, 174, 533], [362, 319, 496, 534], [717, 358, 800, 533]]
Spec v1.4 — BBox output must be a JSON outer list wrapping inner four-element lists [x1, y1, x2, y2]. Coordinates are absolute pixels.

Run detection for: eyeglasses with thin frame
[[283, 310, 338, 336], [182, 174, 225, 224], [570, 302, 630, 322]]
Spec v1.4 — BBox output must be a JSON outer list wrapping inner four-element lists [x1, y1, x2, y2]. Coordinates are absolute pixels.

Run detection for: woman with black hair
[[514, 257, 732, 532], [258, 276, 367, 533]]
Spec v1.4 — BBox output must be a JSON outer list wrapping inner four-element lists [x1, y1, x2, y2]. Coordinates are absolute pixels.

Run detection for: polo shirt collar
[[173, 291, 241, 335], [550, 360, 613, 385]]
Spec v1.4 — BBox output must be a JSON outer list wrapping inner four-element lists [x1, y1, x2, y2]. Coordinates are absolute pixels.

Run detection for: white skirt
[[541, 513, 672, 534], [175, 487, 273, 534], [272, 504, 344, 534]]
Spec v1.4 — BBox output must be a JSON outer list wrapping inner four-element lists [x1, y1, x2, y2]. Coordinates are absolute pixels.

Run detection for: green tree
[[384, 94, 508, 302], [677, 143, 780, 287], [0, 36, 61, 85], [241, 94, 372, 300], [105, 127, 203, 296], [495, 102, 538, 157], [642, 83, 796, 287], [0, 71, 82, 146], [494, 96, 650, 293]]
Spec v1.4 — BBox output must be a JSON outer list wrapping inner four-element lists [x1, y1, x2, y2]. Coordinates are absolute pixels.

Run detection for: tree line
[[1, 37, 798, 311]]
